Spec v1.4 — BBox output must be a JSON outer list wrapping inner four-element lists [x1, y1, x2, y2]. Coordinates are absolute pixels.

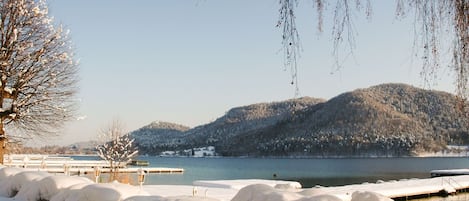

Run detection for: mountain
[[181, 97, 326, 147], [131, 83, 469, 157], [129, 121, 190, 154], [220, 83, 468, 156]]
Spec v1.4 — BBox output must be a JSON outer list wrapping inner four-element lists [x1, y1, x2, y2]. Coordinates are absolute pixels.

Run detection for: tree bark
[[0, 121, 5, 165]]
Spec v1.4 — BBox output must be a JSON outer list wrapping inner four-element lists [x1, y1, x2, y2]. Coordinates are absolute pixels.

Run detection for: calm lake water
[[125, 157, 469, 188]]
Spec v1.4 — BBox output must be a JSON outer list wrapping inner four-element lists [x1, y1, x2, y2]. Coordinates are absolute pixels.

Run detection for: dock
[[3, 154, 184, 175], [431, 169, 469, 177], [313, 175, 469, 200]]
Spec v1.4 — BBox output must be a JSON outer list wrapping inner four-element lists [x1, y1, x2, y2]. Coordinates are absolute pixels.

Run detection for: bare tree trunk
[[0, 122, 5, 165], [0, 85, 4, 164]]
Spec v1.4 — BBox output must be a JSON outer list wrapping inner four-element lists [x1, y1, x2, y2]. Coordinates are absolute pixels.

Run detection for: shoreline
[[1, 166, 469, 201], [44, 148, 469, 159]]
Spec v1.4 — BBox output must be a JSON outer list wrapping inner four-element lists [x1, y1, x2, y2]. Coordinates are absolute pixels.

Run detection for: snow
[[229, 184, 392, 201], [14, 175, 93, 201], [0, 166, 468, 201], [431, 168, 469, 175], [6, 171, 50, 196], [3, 87, 14, 95], [0, 167, 24, 179], [351, 191, 392, 201], [142, 185, 238, 201], [52, 181, 149, 201], [193, 179, 301, 190]]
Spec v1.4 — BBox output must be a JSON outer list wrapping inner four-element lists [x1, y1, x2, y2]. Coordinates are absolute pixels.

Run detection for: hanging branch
[[277, 0, 301, 97], [277, 0, 372, 95]]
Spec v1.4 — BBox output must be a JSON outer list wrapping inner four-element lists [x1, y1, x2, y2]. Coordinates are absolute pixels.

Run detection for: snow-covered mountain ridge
[[131, 83, 469, 157]]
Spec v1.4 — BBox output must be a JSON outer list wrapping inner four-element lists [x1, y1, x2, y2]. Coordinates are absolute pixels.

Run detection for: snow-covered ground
[[416, 145, 469, 157], [0, 165, 467, 201]]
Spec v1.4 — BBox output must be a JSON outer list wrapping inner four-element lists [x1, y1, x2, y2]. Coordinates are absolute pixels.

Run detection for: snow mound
[[351, 191, 393, 201], [296, 195, 343, 201], [123, 195, 164, 201], [7, 171, 51, 197], [275, 183, 301, 190], [51, 181, 149, 201], [231, 184, 302, 201], [124, 195, 220, 201], [0, 179, 12, 197], [15, 175, 93, 201], [0, 167, 24, 179], [0, 167, 43, 197], [50, 183, 92, 201], [231, 184, 355, 201], [194, 179, 301, 190], [298, 188, 327, 196]]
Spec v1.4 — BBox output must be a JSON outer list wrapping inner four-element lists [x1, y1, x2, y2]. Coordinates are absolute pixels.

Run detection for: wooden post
[[94, 166, 101, 183], [137, 168, 146, 187]]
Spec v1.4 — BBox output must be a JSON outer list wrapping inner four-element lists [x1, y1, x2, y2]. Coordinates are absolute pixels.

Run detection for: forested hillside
[[131, 84, 469, 157]]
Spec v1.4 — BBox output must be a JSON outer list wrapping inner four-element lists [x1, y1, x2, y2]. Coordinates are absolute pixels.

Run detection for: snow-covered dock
[[431, 169, 469, 177], [2, 154, 184, 175], [14, 167, 184, 175], [308, 175, 469, 200]]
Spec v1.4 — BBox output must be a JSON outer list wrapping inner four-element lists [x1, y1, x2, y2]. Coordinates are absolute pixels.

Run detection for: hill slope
[[182, 97, 326, 147], [132, 83, 469, 157], [130, 121, 190, 154], [220, 83, 468, 156]]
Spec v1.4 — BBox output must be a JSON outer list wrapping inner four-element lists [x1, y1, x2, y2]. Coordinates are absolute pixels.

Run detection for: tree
[[96, 120, 138, 181], [0, 0, 78, 163], [278, 0, 468, 101]]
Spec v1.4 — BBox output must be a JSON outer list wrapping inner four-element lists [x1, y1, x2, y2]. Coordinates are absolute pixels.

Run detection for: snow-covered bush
[[96, 120, 138, 181]]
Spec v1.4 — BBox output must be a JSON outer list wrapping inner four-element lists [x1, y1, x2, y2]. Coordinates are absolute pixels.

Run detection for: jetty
[[311, 175, 469, 200], [3, 154, 183, 175], [431, 169, 469, 177]]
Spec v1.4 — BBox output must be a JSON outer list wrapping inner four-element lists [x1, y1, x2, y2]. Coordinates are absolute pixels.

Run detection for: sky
[[33, 0, 455, 146]]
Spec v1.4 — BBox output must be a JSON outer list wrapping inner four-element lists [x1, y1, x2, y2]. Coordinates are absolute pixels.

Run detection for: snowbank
[[0, 167, 153, 201], [351, 191, 392, 201], [231, 184, 342, 201], [231, 184, 393, 201], [0, 168, 51, 197], [6, 171, 50, 196], [15, 175, 93, 201], [0, 167, 24, 179], [142, 185, 238, 201], [52, 181, 149, 201], [124, 195, 220, 201], [193, 179, 301, 190], [0, 166, 467, 201]]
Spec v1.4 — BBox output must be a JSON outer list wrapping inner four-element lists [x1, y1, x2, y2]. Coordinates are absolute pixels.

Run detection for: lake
[[128, 156, 469, 188]]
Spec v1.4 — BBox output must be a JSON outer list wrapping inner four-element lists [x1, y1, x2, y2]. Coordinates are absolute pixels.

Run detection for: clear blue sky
[[39, 0, 454, 145]]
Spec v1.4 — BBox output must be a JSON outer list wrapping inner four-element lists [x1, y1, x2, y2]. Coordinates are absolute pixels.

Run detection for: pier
[[430, 169, 469, 177], [3, 154, 184, 175], [311, 175, 469, 200]]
